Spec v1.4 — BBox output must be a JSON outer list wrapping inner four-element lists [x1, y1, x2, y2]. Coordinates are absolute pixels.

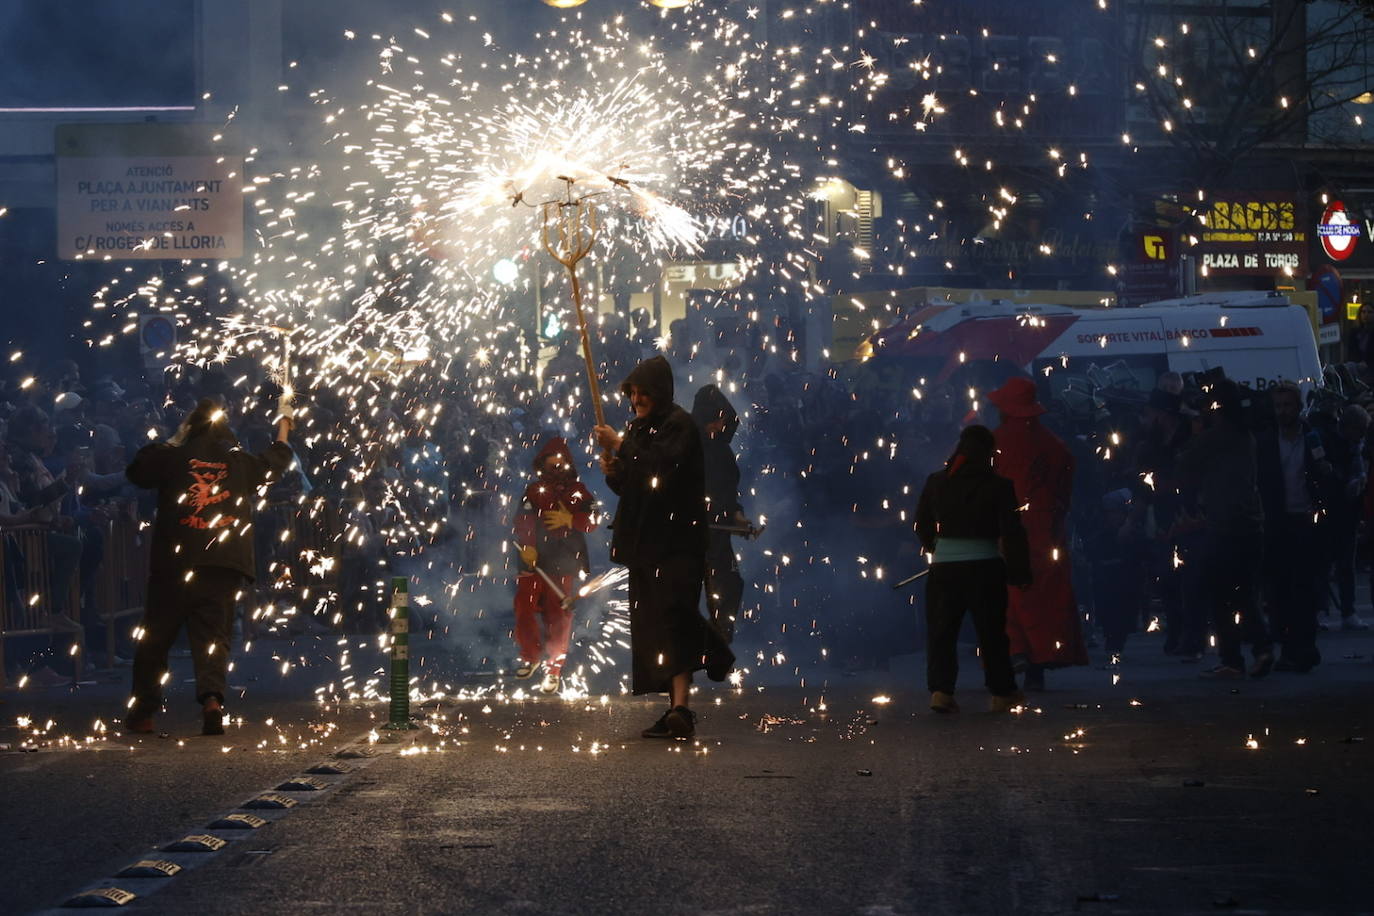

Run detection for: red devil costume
[[988, 377, 1088, 671], [513, 437, 596, 682]]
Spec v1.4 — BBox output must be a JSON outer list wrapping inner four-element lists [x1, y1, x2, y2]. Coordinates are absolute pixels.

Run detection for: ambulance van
[[857, 291, 1322, 397]]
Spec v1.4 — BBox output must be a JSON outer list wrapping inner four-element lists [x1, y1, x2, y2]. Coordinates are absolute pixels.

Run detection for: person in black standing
[[594, 356, 734, 739], [692, 384, 746, 643], [124, 397, 293, 735], [1177, 379, 1272, 679], [915, 425, 1031, 714], [1256, 381, 1333, 673]]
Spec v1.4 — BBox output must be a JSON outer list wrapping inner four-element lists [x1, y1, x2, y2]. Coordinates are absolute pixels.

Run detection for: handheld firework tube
[[384, 576, 417, 729]]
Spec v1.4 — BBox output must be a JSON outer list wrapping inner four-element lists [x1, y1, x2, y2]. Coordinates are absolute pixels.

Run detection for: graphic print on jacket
[[182, 459, 233, 529]]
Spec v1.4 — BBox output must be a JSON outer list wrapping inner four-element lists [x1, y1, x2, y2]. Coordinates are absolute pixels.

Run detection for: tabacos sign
[[1317, 199, 1369, 264], [1197, 192, 1307, 277]]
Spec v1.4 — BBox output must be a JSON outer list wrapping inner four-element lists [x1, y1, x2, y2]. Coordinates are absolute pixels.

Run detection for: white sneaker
[[514, 662, 536, 679], [1342, 615, 1370, 631], [539, 673, 561, 695]]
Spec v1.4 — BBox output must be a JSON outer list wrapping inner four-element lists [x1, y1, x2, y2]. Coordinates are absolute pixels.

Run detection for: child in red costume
[[513, 436, 597, 694]]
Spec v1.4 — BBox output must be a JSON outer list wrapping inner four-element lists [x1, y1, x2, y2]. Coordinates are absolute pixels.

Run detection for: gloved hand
[[167, 418, 192, 447], [542, 503, 574, 531], [518, 544, 538, 568], [277, 390, 295, 420]]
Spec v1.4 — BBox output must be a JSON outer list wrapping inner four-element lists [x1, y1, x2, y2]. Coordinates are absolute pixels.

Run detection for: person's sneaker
[[539, 672, 561, 695], [1248, 652, 1274, 679], [514, 662, 536, 680], [1342, 615, 1370, 631], [665, 706, 696, 739], [202, 699, 226, 736], [989, 691, 1026, 713], [27, 666, 72, 689], [929, 691, 960, 714], [641, 708, 675, 739], [124, 714, 154, 734], [1199, 665, 1244, 679]]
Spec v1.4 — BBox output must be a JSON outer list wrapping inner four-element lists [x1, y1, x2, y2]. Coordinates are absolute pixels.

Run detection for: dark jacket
[[126, 433, 292, 579], [916, 464, 1032, 586], [1176, 421, 1264, 536], [608, 356, 708, 567], [691, 384, 742, 525], [1256, 422, 1330, 523]]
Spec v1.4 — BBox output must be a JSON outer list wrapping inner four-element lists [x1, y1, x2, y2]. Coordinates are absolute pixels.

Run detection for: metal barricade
[[0, 525, 85, 687], [92, 516, 150, 668]]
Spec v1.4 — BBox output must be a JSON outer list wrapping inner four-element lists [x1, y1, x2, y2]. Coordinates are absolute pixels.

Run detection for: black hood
[[691, 384, 739, 444], [620, 355, 674, 413]]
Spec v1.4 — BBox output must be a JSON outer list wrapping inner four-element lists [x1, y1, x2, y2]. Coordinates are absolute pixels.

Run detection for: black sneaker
[[641, 708, 674, 739], [202, 701, 226, 736], [666, 706, 696, 739]]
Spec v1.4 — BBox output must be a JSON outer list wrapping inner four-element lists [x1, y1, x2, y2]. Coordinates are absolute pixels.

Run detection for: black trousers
[[131, 566, 245, 713], [1203, 530, 1270, 670], [925, 558, 1017, 696], [1263, 514, 1322, 666], [1170, 533, 1208, 656], [705, 530, 743, 643], [1324, 509, 1359, 619]]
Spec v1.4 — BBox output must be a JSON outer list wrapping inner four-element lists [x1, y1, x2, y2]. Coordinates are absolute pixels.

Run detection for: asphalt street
[[4, 624, 1372, 915]]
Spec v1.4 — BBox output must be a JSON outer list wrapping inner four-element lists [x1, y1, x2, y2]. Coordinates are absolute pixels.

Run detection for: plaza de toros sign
[[1198, 193, 1307, 278]]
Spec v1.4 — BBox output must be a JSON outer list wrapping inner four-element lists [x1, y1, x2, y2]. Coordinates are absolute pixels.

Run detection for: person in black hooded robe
[[124, 396, 294, 736], [594, 355, 735, 739], [692, 384, 746, 643]]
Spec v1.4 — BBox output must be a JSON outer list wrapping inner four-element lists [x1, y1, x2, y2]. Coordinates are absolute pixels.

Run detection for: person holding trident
[[595, 355, 735, 740]]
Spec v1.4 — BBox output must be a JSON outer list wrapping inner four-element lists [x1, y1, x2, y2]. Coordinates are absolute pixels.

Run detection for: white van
[[858, 291, 1322, 396]]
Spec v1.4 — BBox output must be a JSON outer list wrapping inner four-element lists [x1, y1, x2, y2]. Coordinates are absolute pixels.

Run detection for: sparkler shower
[[74, 4, 848, 701], [4, 2, 1374, 912]]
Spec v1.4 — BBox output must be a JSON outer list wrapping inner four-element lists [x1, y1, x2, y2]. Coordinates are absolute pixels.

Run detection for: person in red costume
[[513, 436, 597, 695], [987, 377, 1088, 690]]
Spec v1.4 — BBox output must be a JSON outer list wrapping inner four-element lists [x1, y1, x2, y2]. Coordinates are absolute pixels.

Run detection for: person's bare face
[[629, 386, 655, 420], [1272, 391, 1302, 430]]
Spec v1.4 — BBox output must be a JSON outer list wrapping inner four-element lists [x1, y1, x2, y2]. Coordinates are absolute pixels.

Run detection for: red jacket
[[515, 437, 596, 576]]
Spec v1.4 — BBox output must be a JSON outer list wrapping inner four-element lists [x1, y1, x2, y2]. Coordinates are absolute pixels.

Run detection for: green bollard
[[383, 576, 417, 729]]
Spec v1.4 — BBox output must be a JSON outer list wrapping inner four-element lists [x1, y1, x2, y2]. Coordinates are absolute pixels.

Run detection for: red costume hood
[[533, 436, 578, 478]]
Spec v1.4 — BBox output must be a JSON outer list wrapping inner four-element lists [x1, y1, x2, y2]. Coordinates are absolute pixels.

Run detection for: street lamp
[[541, 0, 590, 7], [648, 0, 696, 7]]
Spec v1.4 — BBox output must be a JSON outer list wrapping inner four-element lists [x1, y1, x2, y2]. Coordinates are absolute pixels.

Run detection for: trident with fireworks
[[517, 174, 635, 455]]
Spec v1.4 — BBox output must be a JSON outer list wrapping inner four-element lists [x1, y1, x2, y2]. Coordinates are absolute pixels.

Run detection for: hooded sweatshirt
[[514, 436, 596, 577], [691, 384, 742, 525], [608, 356, 708, 566]]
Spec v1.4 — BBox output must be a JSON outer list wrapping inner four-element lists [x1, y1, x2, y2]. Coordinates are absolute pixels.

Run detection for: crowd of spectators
[[5, 299, 1374, 687]]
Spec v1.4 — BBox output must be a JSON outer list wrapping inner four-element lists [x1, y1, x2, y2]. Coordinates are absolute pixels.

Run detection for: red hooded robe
[[994, 416, 1088, 667]]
